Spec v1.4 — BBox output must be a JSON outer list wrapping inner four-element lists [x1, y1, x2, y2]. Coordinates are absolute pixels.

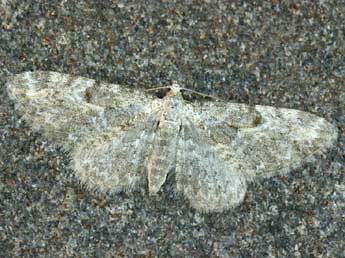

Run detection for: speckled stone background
[[0, 1, 344, 257]]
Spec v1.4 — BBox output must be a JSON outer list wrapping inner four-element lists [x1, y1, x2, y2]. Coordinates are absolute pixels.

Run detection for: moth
[[6, 71, 338, 212]]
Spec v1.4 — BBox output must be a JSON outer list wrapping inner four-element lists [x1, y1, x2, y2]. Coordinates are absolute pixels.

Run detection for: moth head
[[168, 81, 182, 96], [146, 83, 182, 99]]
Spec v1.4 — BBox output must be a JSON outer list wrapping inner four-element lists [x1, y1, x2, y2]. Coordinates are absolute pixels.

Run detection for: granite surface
[[0, 1, 344, 257]]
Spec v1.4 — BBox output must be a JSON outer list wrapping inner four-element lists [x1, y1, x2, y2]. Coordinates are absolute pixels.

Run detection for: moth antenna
[[145, 83, 222, 101], [179, 87, 222, 101], [144, 86, 172, 92]]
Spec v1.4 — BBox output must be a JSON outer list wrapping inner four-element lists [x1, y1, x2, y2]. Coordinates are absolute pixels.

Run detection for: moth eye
[[155, 90, 166, 99], [154, 88, 171, 99]]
